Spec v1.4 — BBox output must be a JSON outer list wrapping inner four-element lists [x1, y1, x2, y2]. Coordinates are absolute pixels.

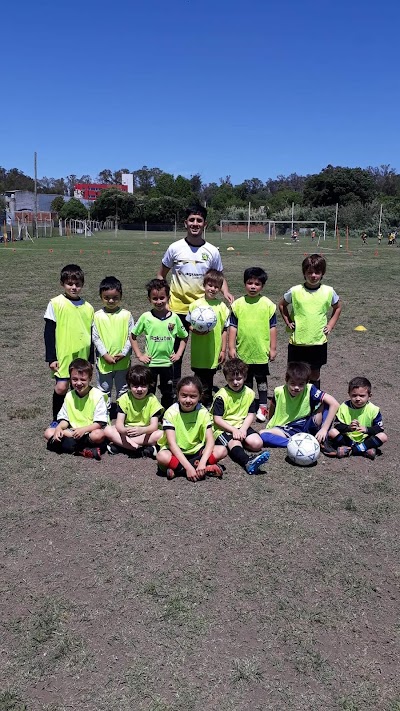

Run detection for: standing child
[[44, 264, 94, 421], [156, 376, 226, 481], [212, 358, 270, 475], [44, 359, 107, 460], [228, 267, 277, 422], [104, 364, 162, 457], [92, 276, 134, 402], [278, 254, 342, 389], [186, 269, 230, 406], [327, 376, 387, 459], [131, 279, 188, 409], [259, 361, 339, 449]]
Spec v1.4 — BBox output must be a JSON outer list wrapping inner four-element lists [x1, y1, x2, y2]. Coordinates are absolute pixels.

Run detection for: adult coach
[[157, 205, 233, 384]]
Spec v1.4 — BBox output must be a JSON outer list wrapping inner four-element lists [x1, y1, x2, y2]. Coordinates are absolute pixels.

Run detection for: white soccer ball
[[287, 432, 320, 466], [190, 305, 217, 334]]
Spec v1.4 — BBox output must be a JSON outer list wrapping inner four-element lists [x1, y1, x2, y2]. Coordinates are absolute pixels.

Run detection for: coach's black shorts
[[288, 343, 328, 369], [216, 426, 258, 447]]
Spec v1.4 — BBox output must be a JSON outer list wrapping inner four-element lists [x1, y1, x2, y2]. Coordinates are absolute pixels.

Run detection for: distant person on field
[[44, 359, 107, 460], [186, 269, 230, 407], [104, 364, 163, 458], [361, 231, 368, 245], [326, 376, 387, 459], [92, 276, 134, 402], [377, 232, 382, 245], [44, 264, 94, 421], [311, 229, 316, 241], [259, 361, 339, 450], [388, 231, 396, 245], [212, 358, 270, 475], [228, 267, 277, 423], [131, 279, 188, 409], [278, 254, 341, 390], [157, 205, 233, 385]]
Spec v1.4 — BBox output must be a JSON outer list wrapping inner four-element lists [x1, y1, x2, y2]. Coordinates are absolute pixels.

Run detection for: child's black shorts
[[287, 343, 328, 369], [216, 427, 258, 447]]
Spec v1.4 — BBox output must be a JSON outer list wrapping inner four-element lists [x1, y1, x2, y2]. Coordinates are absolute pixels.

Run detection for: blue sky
[[3, 0, 400, 184]]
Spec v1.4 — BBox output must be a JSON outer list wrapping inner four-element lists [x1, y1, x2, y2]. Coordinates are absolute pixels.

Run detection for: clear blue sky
[[3, 0, 399, 184]]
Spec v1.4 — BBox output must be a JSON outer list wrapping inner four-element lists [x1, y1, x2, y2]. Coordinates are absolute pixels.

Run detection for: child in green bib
[[326, 376, 387, 459], [104, 365, 163, 458], [44, 359, 108, 460]]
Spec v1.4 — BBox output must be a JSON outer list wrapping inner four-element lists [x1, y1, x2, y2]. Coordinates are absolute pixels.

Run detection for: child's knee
[[329, 427, 339, 437], [245, 434, 263, 451], [213, 444, 227, 460], [90, 429, 106, 444], [156, 450, 169, 465], [55, 380, 69, 395], [378, 432, 388, 444], [44, 427, 55, 441]]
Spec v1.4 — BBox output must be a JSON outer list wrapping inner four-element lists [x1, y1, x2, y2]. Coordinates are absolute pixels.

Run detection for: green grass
[[1, 230, 399, 710]]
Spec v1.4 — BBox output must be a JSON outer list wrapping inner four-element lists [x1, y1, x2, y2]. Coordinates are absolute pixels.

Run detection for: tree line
[[2, 164, 400, 232]]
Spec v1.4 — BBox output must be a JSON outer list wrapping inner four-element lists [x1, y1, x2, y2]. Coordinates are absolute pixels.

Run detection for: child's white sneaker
[[256, 405, 268, 422]]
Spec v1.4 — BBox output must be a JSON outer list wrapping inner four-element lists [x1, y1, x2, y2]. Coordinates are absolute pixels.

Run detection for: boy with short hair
[[259, 361, 339, 448], [327, 376, 387, 459], [130, 279, 188, 409], [278, 254, 341, 389], [92, 276, 134, 401], [212, 358, 270, 474], [44, 264, 94, 420], [44, 358, 108, 460], [228, 267, 277, 422], [186, 269, 230, 406]]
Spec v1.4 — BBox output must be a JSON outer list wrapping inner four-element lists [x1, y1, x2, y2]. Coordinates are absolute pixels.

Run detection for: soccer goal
[[267, 220, 327, 242]]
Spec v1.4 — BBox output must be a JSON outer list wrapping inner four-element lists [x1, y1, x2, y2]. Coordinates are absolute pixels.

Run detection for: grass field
[[1, 231, 399, 711]]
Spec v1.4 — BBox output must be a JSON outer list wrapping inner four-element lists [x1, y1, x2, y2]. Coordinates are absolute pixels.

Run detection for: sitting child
[[104, 364, 162, 457], [327, 376, 387, 459], [212, 358, 270, 475], [259, 361, 339, 448], [44, 358, 108, 460], [156, 376, 226, 482]]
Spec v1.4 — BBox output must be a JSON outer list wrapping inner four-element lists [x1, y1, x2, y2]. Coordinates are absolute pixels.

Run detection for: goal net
[[220, 220, 326, 241]]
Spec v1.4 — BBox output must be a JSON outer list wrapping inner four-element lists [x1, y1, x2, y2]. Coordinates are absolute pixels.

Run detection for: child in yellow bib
[[327, 377, 387, 459], [44, 359, 107, 460], [104, 365, 162, 458], [279, 254, 341, 389], [93, 276, 134, 402]]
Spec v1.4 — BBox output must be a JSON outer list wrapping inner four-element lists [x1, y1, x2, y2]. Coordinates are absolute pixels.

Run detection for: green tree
[[59, 198, 88, 220], [304, 165, 376, 206], [91, 189, 139, 222], [144, 196, 185, 224], [97, 169, 114, 184], [50, 195, 65, 214]]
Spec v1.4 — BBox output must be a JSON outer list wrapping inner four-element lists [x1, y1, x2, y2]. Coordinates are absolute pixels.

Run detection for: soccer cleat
[[320, 441, 338, 457], [245, 450, 270, 474], [166, 468, 176, 480], [107, 443, 121, 455], [336, 446, 352, 458], [256, 405, 269, 422], [364, 448, 377, 460], [141, 445, 157, 459], [79, 447, 102, 461], [204, 463, 224, 478]]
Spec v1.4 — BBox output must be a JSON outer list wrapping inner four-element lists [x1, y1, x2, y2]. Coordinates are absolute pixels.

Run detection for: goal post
[[220, 219, 327, 241]]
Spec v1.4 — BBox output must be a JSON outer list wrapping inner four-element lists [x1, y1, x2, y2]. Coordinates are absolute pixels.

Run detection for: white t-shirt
[[162, 238, 223, 314]]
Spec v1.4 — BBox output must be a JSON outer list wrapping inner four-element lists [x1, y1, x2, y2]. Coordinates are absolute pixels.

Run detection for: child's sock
[[52, 392, 65, 420], [229, 445, 250, 468], [168, 455, 180, 470], [207, 453, 217, 465], [260, 431, 288, 448], [363, 435, 383, 450], [257, 381, 268, 406], [331, 433, 347, 447]]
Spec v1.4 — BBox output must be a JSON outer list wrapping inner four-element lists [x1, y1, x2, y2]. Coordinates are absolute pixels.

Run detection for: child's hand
[[315, 427, 328, 443], [191, 328, 207, 336], [186, 464, 203, 482], [126, 426, 142, 437], [218, 350, 226, 364], [114, 353, 124, 362], [287, 321, 295, 330], [71, 427, 88, 439], [232, 428, 244, 441], [53, 426, 64, 441], [228, 348, 237, 359], [323, 325, 332, 335], [269, 348, 277, 362], [138, 354, 151, 364], [349, 419, 360, 431], [170, 352, 180, 363], [49, 361, 59, 372], [195, 458, 208, 478], [103, 354, 116, 365]]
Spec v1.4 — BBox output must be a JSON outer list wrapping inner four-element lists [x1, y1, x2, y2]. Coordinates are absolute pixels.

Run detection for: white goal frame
[[267, 220, 327, 242], [220, 219, 327, 241]]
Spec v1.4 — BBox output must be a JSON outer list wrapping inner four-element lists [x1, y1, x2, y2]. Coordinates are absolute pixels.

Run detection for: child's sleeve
[[121, 314, 135, 355], [92, 321, 107, 356], [93, 395, 109, 425], [368, 410, 384, 434], [176, 317, 188, 338], [44, 301, 57, 362], [212, 397, 225, 417], [131, 314, 145, 336]]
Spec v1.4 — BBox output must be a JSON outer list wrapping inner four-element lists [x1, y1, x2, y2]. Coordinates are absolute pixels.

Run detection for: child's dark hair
[[185, 204, 207, 221], [176, 375, 203, 396], [146, 278, 170, 298], [69, 358, 93, 377], [243, 267, 267, 285], [285, 362, 311, 383], [223, 358, 248, 380], [302, 254, 326, 276], [60, 264, 84, 284], [348, 376, 372, 394], [99, 276, 122, 295], [204, 269, 224, 288], [127, 364, 153, 388]]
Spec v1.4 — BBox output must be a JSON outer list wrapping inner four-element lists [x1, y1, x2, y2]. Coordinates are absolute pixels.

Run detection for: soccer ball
[[287, 432, 320, 466], [190, 305, 217, 333]]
